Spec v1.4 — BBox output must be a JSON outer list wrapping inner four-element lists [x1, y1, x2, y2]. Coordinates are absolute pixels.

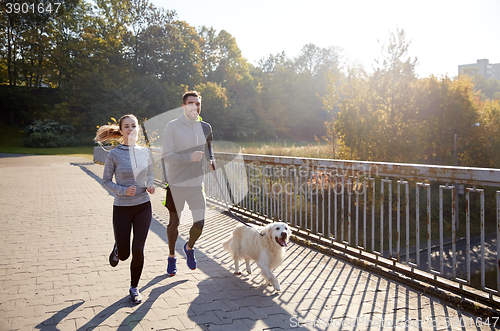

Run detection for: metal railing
[[95, 147, 500, 305]]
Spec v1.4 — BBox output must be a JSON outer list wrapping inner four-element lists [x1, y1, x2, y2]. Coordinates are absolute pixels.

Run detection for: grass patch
[[0, 124, 330, 160], [0, 124, 29, 147], [0, 146, 94, 160], [213, 139, 334, 159], [0, 124, 94, 160], [237, 140, 314, 148], [240, 141, 333, 159]]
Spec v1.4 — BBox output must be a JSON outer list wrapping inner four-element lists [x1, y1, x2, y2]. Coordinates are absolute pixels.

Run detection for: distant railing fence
[[95, 147, 500, 305]]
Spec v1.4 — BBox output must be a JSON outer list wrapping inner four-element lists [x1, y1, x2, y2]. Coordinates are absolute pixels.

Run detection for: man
[[162, 91, 215, 275]]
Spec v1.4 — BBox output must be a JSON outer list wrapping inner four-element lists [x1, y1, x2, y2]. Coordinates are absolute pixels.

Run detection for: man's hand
[[210, 160, 216, 171], [191, 151, 204, 162], [147, 185, 155, 194]]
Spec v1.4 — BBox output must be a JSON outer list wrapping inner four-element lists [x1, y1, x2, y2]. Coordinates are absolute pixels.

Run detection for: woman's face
[[119, 116, 138, 145]]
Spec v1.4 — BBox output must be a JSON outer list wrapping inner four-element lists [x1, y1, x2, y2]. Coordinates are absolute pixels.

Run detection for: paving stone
[[189, 301, 232, 315], [213, 307, 260, 324], [157, 315, 185, 330], [204, 319, 249, 331], [0, 155, 491, 331], [248, 305, 295, 320], [186, 311, 223, 326], [240, 318, 288, 330]]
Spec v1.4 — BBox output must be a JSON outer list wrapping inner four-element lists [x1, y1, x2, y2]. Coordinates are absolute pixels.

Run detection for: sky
[[150, 0, 500, 78]]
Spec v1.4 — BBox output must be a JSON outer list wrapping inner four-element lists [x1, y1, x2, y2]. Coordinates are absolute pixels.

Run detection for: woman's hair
[[94, 114, 138, 143]]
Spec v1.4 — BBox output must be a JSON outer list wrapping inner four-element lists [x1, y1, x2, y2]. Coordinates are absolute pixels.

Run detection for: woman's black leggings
[[113, 201, 152, 288]]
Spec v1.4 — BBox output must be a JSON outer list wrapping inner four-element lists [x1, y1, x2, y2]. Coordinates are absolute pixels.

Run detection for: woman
[[94, 114, 155, 304]]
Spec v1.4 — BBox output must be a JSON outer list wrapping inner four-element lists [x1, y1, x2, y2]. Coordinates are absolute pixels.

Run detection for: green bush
[[24, 120, 93, 148]]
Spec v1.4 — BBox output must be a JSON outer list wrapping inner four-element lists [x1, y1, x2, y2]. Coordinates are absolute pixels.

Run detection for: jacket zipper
[[132, 146, 137, 168], [190, 122, 198, 185]]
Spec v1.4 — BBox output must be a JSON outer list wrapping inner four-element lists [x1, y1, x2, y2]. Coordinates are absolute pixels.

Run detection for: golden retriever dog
[[222, 222, 291, 291]]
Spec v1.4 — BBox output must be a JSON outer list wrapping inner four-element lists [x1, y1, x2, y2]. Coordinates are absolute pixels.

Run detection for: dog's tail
[[222, 237, 233, 252]]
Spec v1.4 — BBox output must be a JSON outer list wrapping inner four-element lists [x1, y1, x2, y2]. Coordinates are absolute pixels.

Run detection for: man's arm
[[203, 122, 215, 171], [162, 122, 192, 164], [203, 122, 214, 161], [146, 148, 155, 187]]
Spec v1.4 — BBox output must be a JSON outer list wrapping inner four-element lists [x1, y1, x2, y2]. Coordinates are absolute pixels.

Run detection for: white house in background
[[458, 59, 500, 80]]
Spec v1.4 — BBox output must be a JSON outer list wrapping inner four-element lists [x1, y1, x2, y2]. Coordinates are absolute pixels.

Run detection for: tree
[[369, 28, 419, 161], [421, 76, 480, 165], [295, 44, 343, 78], [319, 69, 342, 158], [122, 0, 174, 71], [197, 28, 261, 140], [49, 0, 94, 87], [253, 44, 343, 141], [475, 99, 500, 167], [202, 30, 251, 86], [0, 0, 57, 88], [333, 66, 379, 160], [132, 17, 203, 87], [194, 82, 228, 139]]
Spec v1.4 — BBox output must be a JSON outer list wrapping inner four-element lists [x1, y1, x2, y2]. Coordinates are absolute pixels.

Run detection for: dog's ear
[[261, 224, 272, 237]]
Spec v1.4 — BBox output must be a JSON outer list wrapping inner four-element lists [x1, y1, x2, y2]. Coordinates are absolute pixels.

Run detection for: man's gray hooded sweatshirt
[[161, 115, 213, 187], [102, 144, 155, 206]]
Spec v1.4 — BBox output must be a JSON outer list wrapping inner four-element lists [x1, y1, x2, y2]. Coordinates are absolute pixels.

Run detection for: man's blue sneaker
[[167, 256, 177, 276], [183, 242, 197, 270]]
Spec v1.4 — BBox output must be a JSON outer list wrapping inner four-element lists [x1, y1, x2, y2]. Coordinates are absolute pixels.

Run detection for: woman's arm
[[102, 152, 128, 196]]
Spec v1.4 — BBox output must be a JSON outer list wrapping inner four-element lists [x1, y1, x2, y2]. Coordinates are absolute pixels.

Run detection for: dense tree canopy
[[323, 29, 500, 168], [1, 2, 499, 167]]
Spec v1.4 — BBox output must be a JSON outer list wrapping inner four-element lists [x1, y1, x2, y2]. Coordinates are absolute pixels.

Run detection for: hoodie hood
[[179, 114, 203, 126], [115, 143, 136, 150]]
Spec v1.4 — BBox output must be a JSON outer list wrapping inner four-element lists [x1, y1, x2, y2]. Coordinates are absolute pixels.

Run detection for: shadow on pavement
[[68, 163, 476, 331], [35, 301, 84, 331], [75, 276, 188, 331]]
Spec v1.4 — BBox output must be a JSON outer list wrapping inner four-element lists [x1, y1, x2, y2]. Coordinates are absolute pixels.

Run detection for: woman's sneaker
[[129, 286, 142, 304], [109, 243, 119, 267], [167, 257, 177, 276]]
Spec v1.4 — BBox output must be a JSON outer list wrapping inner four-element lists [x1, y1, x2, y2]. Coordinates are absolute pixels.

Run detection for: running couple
[[95, 90, 214, 304]]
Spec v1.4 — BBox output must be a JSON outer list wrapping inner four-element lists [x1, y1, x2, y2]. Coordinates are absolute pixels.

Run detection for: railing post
[[497, 191, 500, 292]]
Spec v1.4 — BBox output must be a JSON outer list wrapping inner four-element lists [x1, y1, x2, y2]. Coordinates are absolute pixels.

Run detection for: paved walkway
[[0, 154, 494, 330]]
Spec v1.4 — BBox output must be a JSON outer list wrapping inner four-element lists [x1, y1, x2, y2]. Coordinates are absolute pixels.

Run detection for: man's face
[[183, 96, 201, 121]]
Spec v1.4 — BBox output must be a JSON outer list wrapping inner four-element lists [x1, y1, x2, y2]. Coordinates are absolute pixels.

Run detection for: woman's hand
[[126, 185, 137, 196], [147, 185, 155, 194]]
